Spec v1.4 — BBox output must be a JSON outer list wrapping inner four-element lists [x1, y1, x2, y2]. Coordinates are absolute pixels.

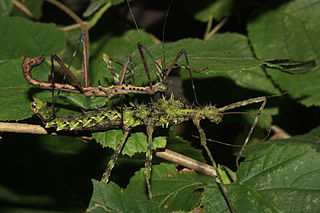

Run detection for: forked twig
[[204, 17, 228, 40]]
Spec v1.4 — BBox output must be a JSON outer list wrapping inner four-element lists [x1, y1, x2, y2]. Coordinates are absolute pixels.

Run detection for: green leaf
[[187, 0, 234, 22], [202, 143, 320, 212], [166, 131, 207, 163], [244, 125, 320, 154], [247, 0, 320, 106], [0, 59, 51, 120], [87, 180, 160, 213], [84, 0, 109, 17], [57, 92, 109, 110], [0, 17, 65, 120], [93, 130, 167, 157], [0, 17, 65, 59], [0, 0, 12, 17], [89, 29, 156, 87], [125, 163, 212, 212], [163, 33, 278, 95]]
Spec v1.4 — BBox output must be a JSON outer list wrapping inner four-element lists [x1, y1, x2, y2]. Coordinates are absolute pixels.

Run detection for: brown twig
[[204, 17, 228, 40], [0, 122, 51, 135], [45, 0, 89, 86], [156, 149, 217, 177], [61, 23, 82, 32], [0, 122, 218, 179], [12, 0, 35, 19]]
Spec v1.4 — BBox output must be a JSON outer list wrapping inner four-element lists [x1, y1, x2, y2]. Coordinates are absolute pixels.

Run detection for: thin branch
[[0, 122, 51, 135], [88, 2, 112, 29], [0, 122, 218, 179], [156, 149, 217, 177], [204, 16, 213, 38], [61, 23, 82, 32], [45, 0, 89, 85], [12, 0, 35, 19], [204, 17, 228, 40]]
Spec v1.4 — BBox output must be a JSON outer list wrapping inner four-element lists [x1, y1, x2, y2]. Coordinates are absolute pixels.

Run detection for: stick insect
[[21, 11, 211, 203], [30, 91, 269, 196], [21, 32, 169, 100], [21, 1, 282, 211]]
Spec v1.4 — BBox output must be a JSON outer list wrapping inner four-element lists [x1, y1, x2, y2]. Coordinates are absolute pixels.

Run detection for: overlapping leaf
[[247, 0, 320, 106], [88, 163, 212, 213], [202, 142, 320, 212]]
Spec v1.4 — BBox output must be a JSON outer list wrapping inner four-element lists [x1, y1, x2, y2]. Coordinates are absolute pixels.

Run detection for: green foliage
[[0, 0, 319, 212], [94, 130, 167, 157], [247, 0, 320, 106], [84, 0, 124, 18], [0, 0, 12, 17], [203, 142, 320, 212], [187, 0, 234, 22], [89, 163, 212, 212]]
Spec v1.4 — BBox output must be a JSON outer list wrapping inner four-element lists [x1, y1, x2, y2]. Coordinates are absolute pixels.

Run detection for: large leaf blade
[[247, 0, 320, 106]]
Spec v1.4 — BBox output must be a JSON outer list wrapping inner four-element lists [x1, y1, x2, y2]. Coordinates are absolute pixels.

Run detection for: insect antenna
[[126, 0, 164, 84], [160, 0, 201, 105]]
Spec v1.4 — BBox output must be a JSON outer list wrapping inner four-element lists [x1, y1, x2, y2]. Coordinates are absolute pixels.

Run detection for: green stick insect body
[[31, 97, 223, 132], [31, 94, 267, 202]]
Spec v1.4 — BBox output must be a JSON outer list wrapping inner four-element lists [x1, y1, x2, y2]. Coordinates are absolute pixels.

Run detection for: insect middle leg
[[101, 129, 130, 183]]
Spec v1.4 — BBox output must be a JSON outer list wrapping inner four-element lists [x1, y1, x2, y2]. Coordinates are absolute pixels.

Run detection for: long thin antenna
[[126, 0, 162, 80], [161, 0, 174, 74], [126, 0, 145, 45]]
